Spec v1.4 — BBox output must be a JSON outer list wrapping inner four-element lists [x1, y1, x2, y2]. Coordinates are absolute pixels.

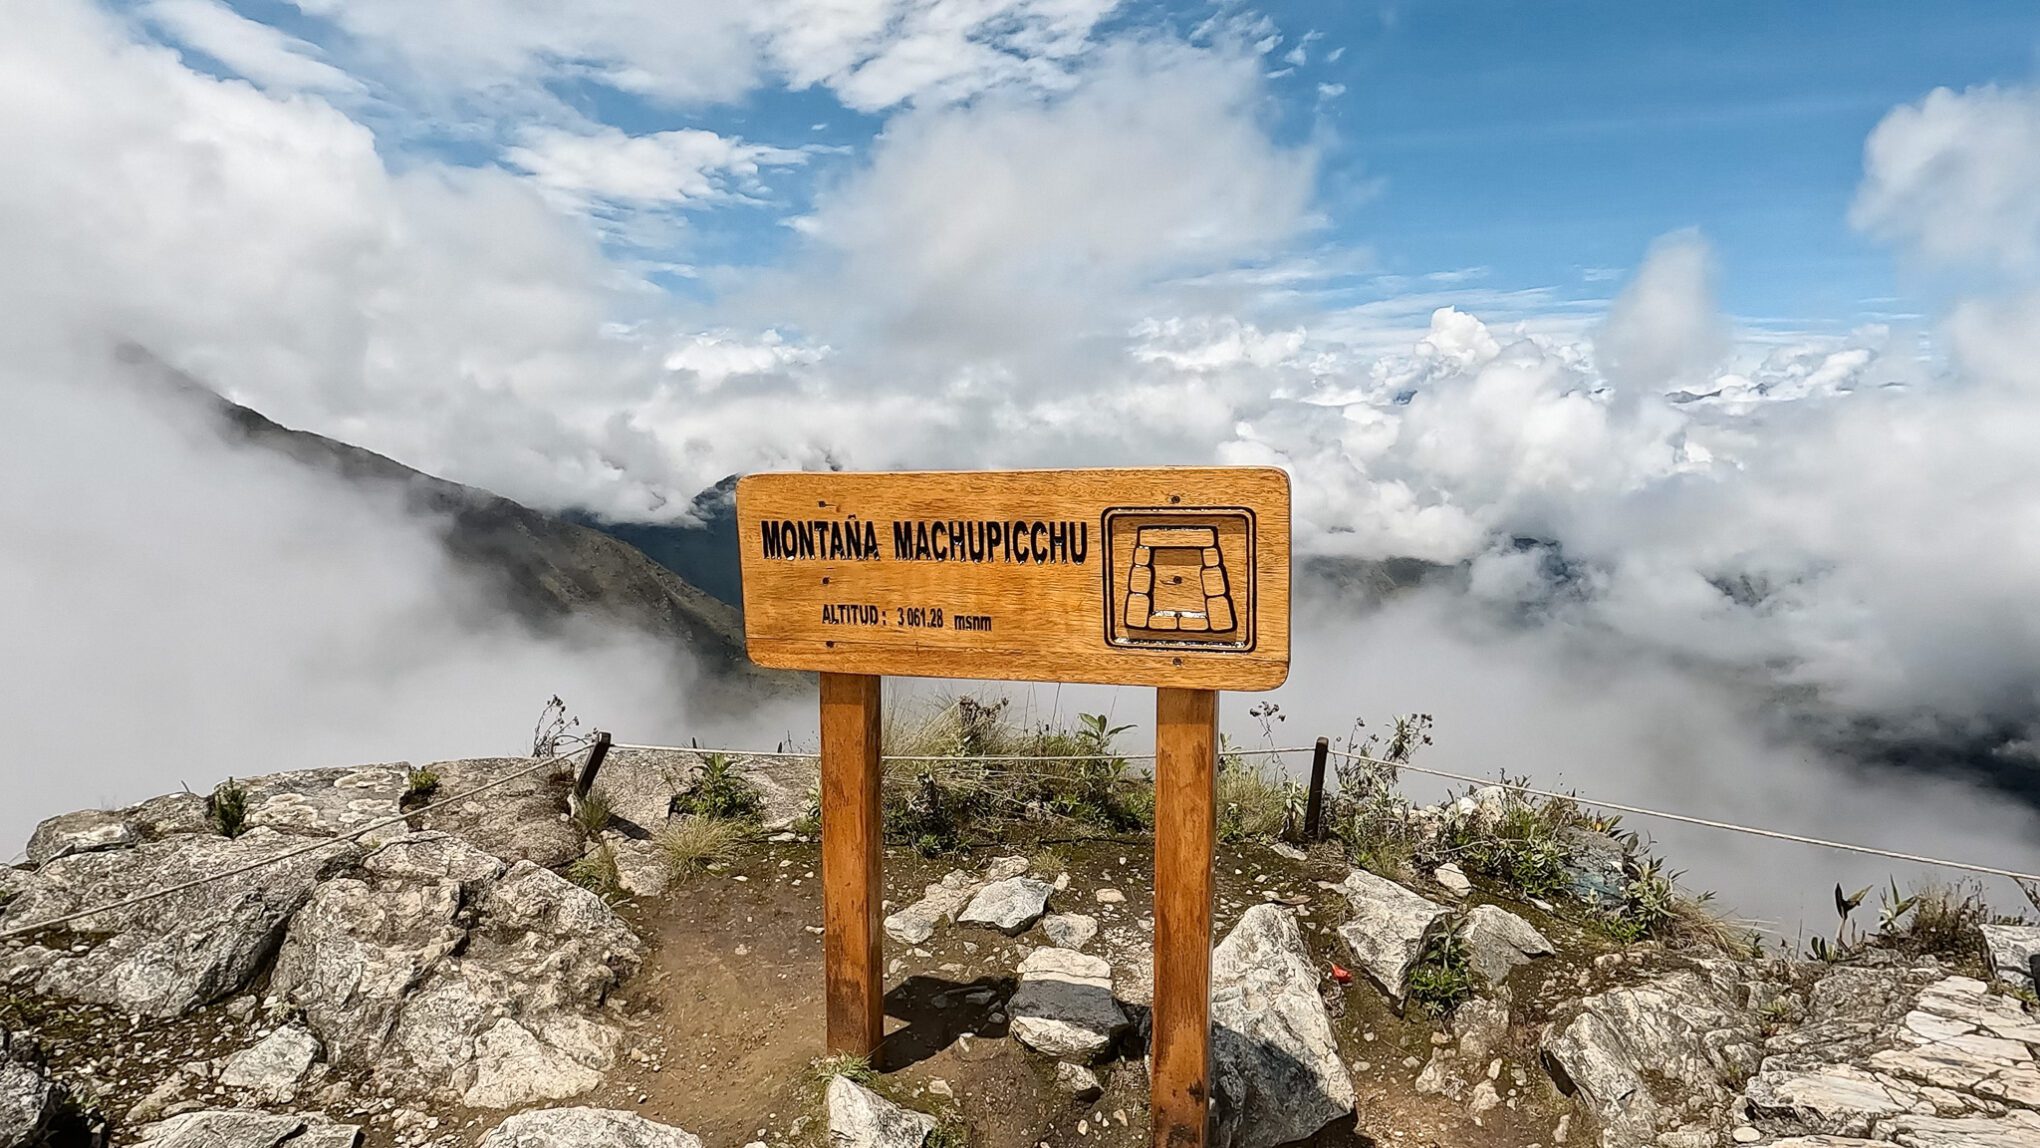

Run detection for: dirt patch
[[592, 835, 1576, 1148]]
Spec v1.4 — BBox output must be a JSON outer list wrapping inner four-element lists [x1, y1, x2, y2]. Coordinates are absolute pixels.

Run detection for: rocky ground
[[4, 750, 2039, 1148]]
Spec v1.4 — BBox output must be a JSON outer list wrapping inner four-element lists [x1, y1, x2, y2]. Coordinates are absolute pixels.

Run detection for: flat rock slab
[[827, 1076, 936, 1148], [1009, 947, 1128, 1062], [6, 828, 362, 1018], [1460, 904, 1553, 985], [959, 877, 1054, 935], [1332, 868, 1449, 1001], [481, 1107, 705, 1148], [238, 765, 411, 841], [412, 757, 583, 868], [25, 809, 136, 866], [1209, 904, 1355, 1148], [132, 1111, 360, 1148], [271, 832, 642, 1108], [1542, 970, 1758, 1148]]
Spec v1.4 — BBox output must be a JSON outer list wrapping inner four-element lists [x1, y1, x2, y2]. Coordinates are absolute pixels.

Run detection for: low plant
[[1217, 743, 1298, 843], [1406, 920, 1475, 1017], [1874, 878, 1991, 963], [1442, 799, 1576, 901], [674, 752, 763, 821], [806, 1052, 876, 1086], [402, 767, 440, 808], [206, 777, 249, 838], [570, 789, 614, 839], [531, 694, 584, 757], [658, 817, 751, 875], [566, 843, 621, 900]]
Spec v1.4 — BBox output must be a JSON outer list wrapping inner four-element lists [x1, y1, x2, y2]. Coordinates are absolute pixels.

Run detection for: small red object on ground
[[1330, 962, 1353, 985]]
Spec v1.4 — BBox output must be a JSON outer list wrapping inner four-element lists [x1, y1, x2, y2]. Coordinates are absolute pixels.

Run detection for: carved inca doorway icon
[[1102, 507, 1256, 651]]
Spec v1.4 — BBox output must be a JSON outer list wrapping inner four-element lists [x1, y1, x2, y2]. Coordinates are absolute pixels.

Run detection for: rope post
[[574, 731, 613, 801], [1302, 736, 1330, 840]]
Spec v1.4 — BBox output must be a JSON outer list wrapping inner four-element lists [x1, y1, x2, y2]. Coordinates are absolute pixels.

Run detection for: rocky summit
[[3, 752, 2038, 1148]]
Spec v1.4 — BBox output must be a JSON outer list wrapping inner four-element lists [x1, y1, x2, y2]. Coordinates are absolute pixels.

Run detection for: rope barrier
[[0, 743, 597, 942], [1323, 748, 2040, 885], [608, 742, 1313, 763], [8, 734, 2033, 941]]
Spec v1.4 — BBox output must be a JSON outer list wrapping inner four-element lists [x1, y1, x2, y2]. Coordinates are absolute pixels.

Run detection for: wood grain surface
[[819, 672, 884, 1057], [1151, 687, 1218, 1148], [736, 468, 1290, 689]]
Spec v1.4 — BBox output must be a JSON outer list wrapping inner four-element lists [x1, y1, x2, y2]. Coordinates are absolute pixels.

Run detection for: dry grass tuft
[[658, 817, 752, 875]]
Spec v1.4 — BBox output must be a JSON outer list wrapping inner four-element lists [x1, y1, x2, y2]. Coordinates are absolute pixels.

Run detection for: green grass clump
[[674, 753, 763, 820], [570, 789, 613, 839], [1216, 748, 1298, 843], [206, 778, 249, 838], [1406, 921, 1476, 1017]]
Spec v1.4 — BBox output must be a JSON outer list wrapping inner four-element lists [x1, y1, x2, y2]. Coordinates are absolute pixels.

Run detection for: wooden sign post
[[737, 468, 1290, 1148]]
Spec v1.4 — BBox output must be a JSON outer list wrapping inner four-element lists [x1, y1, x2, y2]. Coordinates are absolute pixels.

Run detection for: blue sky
[[123, 0, 2040, 338]]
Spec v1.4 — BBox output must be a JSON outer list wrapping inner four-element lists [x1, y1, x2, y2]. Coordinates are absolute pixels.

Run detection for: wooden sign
[[735, 468, 1291, 690], [739, 466, 1291, 1148]]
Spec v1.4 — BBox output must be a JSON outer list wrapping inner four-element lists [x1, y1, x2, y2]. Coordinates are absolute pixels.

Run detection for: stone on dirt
[[1054, 1063, 1103, 1101], [1208, 904, 1355, 1148], [1432, 863, 1471, 897], [959, 877, 1054, 935], [479, 1106, 705, 1148], [1040, 913, 1099, 951], [884, 858, 1031, 944], [827, 1076, 936, 1148], [4, 828, 362, 1017], [131, 1111, 361, 1148], [1009, 948, 1128, 1062], [1460, 904, 1554, 985], [219, 1024, 321, 1104], [1331, 868, 1450, 1002]]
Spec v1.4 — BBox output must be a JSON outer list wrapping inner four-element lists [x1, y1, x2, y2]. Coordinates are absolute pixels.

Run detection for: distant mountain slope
[[570, 476, 743, 610], [131, 350, 778, 686]]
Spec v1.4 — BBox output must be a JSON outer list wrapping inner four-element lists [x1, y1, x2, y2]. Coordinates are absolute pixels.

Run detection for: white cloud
[[1596, 229, 1728, 393], [281, 0, 1119, 115], [1853, 84, 2040, 272], [143, 0, 363, 94], [505, 125, 807, 213], [750, 40, 1317, 383]]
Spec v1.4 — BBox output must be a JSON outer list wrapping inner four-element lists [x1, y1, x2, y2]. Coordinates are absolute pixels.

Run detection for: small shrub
[[658, 817, 751, 874], [402, 767, 440, 809], [925, 1120, 969, 1148], [570, 790, 614, 839], [1878, 879, 1991, 962], [1406, 921, 1475, 1016], [207, 778, 249, 838], [674, 753, 763, 821], [1441, 798, 1574, 901]]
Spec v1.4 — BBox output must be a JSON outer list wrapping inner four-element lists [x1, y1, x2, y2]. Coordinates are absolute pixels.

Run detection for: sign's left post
[[819, 671, 886, 1059]]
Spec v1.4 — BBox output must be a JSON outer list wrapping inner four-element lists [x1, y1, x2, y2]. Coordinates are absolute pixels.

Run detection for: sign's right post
[[1152, 686, 1219, 1148]]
